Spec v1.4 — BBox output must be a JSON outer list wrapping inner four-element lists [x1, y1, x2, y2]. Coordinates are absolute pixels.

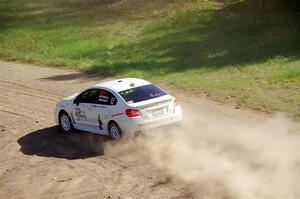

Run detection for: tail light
[[125, 109, 141, 117], [173, 98, 180, 107]]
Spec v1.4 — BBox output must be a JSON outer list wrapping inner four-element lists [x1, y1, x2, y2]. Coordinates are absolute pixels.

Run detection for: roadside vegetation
[[0, 0, 299, 117]]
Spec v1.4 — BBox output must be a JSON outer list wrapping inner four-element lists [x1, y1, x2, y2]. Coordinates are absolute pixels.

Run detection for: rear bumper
[[138, 113, 182, 130], [122, 110, 183, 136]]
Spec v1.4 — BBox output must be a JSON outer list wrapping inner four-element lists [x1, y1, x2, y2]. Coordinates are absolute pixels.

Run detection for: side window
[[76, 89, 99, 104], [76, 90, 89, 103], [98, 89, 118, 105], [87, 89, 99, 104]]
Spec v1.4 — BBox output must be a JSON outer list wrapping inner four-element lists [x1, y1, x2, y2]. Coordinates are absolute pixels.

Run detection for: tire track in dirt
[[0, 96, 52, 115], [0, 85, 59, 102], [0, 79, 58, 124], [0, 80, 62, 99]]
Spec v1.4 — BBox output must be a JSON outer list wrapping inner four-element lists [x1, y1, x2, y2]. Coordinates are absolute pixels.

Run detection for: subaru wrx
[[54, 78, 183, 139]]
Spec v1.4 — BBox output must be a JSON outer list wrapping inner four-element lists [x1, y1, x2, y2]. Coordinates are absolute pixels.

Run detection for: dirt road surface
[[0, 61, 299, 199]]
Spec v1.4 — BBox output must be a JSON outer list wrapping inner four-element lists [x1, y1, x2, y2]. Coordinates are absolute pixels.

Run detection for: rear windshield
[[119, 84, 166, 103]]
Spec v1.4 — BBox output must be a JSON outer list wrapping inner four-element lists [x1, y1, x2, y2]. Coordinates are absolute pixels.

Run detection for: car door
[[72, 89, 90, 128], [95, 89, 118, 134], [83, 89, 105, 133]]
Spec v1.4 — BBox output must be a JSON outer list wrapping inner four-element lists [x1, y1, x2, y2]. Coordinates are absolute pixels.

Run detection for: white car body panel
[[92, 78, 150, 92], [55, 78, 183, 137]]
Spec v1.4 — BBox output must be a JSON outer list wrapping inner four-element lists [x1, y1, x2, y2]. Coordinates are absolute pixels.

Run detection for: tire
[[108, 122, 122, 140], [59, 112, 74, 133]]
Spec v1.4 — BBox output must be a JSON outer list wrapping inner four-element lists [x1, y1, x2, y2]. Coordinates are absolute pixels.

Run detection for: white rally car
[[55, 78, 182, 139]]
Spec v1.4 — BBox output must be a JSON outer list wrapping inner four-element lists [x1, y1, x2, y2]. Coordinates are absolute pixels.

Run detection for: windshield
[[119, 84, 166, 103]]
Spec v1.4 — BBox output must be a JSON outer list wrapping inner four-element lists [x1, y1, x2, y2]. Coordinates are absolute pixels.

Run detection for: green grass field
[[1, 0, 299, 117]]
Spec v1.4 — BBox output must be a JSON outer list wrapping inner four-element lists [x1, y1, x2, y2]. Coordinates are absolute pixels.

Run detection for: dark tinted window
[[76, 90, 89, 103], [99, 89, 118, 105], [119, 84, 166, 103], [88, 89, 99, 104], [76, 89, 99, 104], [76, 89, 117, 105]]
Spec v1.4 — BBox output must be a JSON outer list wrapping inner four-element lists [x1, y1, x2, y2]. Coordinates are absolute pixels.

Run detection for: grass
[[0, 0, 299, 117]]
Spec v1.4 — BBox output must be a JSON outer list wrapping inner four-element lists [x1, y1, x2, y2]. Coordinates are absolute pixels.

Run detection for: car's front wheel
[[108, 122, 122, 140], [59, 112, 74, 133]]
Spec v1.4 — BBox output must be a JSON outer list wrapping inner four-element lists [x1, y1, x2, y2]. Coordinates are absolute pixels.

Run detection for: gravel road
[[0, 61, 299, 199]]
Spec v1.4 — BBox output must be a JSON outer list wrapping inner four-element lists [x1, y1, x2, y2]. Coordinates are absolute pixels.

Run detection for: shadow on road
[[39, 72, 110, 82], [18, 126, 109, 159]]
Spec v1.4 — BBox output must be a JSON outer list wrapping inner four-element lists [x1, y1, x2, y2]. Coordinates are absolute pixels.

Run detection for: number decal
[[75, 107, 86, 118]]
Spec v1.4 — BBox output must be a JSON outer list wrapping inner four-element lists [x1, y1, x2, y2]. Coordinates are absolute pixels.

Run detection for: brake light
[[173, 98, 180, 107], [125, 109, 141, 117]]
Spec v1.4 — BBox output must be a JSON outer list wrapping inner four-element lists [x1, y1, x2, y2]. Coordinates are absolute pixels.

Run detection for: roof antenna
[[130, 83, 135, 87]]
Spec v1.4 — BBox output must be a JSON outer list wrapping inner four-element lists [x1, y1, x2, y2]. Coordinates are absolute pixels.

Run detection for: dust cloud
[[105, 106, 300, 199]]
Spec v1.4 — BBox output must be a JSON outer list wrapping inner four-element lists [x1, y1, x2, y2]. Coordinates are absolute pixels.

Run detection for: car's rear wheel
[[108, 122, 122, 140], [59, 112, 74, 133]]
